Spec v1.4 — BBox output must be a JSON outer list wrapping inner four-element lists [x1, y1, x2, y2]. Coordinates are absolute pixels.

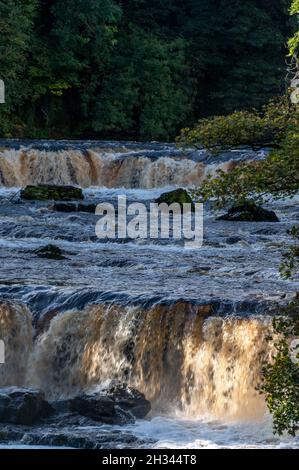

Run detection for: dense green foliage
[[260, 302, 299, 436], [192, 133, 299, 207], [289, 0, 299, 56], [178, 97, 299, 153], [267, 221, 299, 438], [0, 0, 293, 139], [280, 226, 299, 279], [183, 97, 299, 207], [0, 0, 38, 135]]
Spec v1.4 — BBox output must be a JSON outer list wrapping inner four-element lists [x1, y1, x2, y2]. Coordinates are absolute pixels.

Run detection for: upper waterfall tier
[[0, 140, 266, 189]]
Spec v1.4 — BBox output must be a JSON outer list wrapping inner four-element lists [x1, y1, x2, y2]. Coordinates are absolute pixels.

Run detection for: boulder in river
[[0, 387, 53, 425], [69, 395, 133, 425], [20, 185, 84, 201], [217, 203, 279, 222], [0, 384, 150, 429], [34, 244, 67, 260], [102, 382, 151, 419], [68, 383, 151, 424], [155, 188, 195, 211]]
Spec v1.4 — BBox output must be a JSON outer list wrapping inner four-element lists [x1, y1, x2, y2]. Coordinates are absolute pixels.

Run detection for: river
[[0, 140, 298, 449]]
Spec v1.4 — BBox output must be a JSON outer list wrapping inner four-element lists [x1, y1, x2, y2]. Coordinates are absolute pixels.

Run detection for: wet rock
[[68, 394, 134, 425], [225, 236, 243, 244], [0, 424, 154, 449], [188, 266, 212, 274], [155, 188, 195, 211], [20, 185, 84, 201], [52, 202, 77, 212], [34, 309, 60, 337], [0, 426, 25, 443], [77, 203, 99, 213], [22, 431, 99, 449], [0, 387, 53, 425], [44, 409, 99, 427], [53, 202, 96, 213], [67, 384, 150, 424], [103, 382, 151, 419], [0, 384, 150, 431], [217, 203, 279, 222], [34, 244, 67, 260]]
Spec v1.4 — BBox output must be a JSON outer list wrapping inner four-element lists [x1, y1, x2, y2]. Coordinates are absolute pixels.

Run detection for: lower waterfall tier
[[0, 300, 272, 421]]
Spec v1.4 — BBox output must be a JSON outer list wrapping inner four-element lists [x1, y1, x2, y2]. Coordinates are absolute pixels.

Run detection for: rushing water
[[0, 140, 298, 448]]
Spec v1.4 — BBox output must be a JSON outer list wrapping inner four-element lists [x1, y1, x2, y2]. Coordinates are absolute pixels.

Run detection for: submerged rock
[[225, 236, 244, 244], [20, 185, 84, 201], [69, 395, 133, 425], [102, 382, 151, 419], [217, 203, 279, 222], [70, 395, 133, 425], [34, 244, 67, 260], [22, 430, 100, 449], [0, 424, 153, 449], [53, 202, 96, 213], [0, 387, 53, 425], [61, 383, 151, 425], [155, 188, 195, 211]]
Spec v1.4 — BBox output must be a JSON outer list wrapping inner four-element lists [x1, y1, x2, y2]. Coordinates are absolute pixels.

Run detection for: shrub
[[259, 302, 299, 436], [177, 97, 299, 154], [191, 130, 299, 208], [280, 226, 299, 279]]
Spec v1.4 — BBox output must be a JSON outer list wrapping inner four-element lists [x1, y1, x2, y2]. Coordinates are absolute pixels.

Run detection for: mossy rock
[[155, 188, 195, 211], [20, 185, 84, 201], [34, 244, 67, 260], [217, 203, 279, 222]]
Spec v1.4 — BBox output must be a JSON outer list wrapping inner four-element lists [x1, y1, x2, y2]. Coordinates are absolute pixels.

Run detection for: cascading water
[[0, 146, 248, 188], [1, 300, 272, 422], [0, 301, 32, 387], [0, 140, 297, 448]]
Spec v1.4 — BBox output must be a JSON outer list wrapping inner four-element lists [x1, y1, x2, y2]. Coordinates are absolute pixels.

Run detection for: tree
[[178, 97, 299, 152], [0, 0, 38, 135], [289, 0, 299, 56], [280, 226, 299, 279], [31, 0, 121, 136], [183, 0, 292, 117], [0, 0, 294, 139], [93, 28, 193, 139], [178, 98, 299, 207]]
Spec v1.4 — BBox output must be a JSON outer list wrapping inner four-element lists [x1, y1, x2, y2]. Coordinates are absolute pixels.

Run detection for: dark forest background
[[0, 0, 294, 140]]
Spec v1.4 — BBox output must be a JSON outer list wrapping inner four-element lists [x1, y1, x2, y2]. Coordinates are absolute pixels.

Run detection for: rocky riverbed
[[0, 384, 153, 449]]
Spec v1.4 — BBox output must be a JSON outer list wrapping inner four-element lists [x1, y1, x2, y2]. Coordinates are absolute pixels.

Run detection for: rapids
[[0, 140, 298, 448]]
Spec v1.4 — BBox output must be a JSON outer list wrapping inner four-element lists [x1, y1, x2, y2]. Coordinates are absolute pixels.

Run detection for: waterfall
[[0, 301, 33, 387], [0, 300, 273, 421], [0, 148, 236, 189]]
